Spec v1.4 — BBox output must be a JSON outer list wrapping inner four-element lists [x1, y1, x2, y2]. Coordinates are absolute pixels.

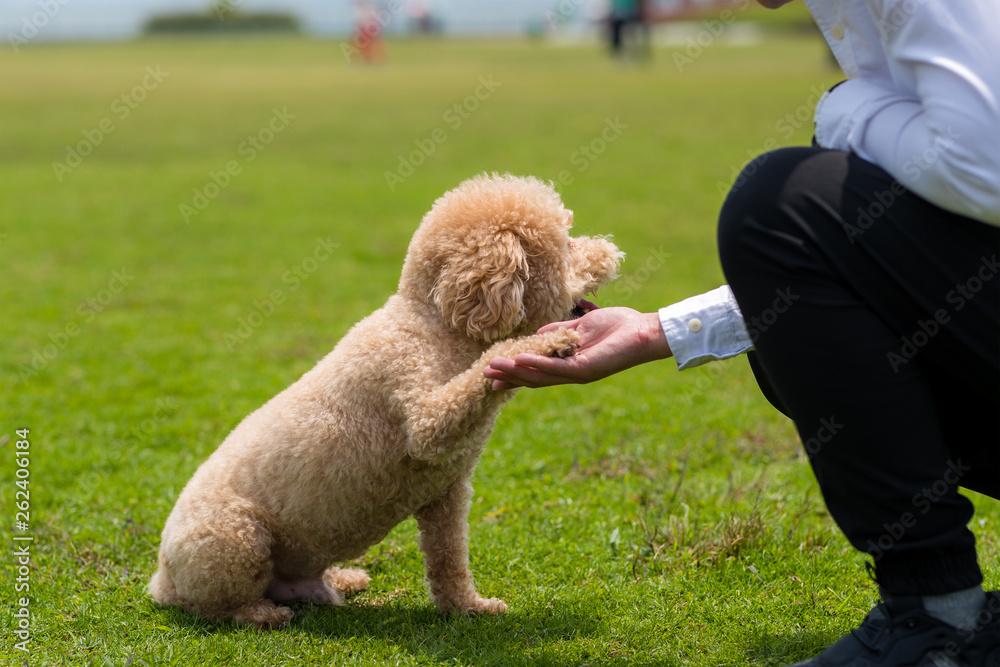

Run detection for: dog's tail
[[147, 558, 183, 607]]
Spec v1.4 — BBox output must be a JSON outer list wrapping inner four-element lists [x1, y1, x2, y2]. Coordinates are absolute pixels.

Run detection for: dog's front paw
[[539, 328, 581, 359], [465, 596, 507, 615], [552, 341, 580, 359], [232, 599, 295, 629], [437, 594, 507, 615]]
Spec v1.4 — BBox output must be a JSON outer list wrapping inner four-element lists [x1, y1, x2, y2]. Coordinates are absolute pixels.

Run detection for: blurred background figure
[[607, 0, 651, 61], [354, 0, 387, 63], [405, 0, 436, 35], [607, 0, 636, 57]]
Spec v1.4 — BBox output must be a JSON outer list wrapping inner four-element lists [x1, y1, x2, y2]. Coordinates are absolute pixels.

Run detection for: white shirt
[[660, 0, 1000, 370], [812, 0, 1000, 226]]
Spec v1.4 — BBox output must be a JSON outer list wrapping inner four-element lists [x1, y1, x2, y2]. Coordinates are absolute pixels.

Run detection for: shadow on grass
[[152, 598, 684, 666], [746, 628, 843, 666], [301, 601, 606, 667]]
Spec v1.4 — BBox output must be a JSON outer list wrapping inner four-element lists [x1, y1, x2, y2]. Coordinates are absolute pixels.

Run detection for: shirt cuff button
[[687, 318, 703, 333]]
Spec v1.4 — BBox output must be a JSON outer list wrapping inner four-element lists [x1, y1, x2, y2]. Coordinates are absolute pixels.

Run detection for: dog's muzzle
[[569, 299, 598, 319]]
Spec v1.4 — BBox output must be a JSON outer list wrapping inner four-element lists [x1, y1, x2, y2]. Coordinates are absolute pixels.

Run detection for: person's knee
[[716, 150, 787, 280], [717, 146, 844, 279]]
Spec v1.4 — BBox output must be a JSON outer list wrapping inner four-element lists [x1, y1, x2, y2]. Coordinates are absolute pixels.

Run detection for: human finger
[[536, 318, 580, 335], [484, 358, 578, 389]]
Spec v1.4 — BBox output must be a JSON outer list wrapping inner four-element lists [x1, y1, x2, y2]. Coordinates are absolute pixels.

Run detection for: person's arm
[[813, 0, 1000, 226], [484, 307, 670, 389], [484, 286, 753, 389]]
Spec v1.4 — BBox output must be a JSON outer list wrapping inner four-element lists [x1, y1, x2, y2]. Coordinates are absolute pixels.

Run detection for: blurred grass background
[[1, 30, 997, 666]]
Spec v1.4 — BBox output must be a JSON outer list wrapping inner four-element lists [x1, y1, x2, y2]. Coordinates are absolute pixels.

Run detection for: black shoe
[[786, 591, 1000, 666]]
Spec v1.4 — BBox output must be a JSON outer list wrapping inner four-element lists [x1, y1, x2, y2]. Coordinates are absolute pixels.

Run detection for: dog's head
[[399, 174, 623, 343]]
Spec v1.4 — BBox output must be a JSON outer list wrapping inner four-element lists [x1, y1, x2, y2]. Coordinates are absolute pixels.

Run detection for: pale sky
[[1, 0, 607, 42]]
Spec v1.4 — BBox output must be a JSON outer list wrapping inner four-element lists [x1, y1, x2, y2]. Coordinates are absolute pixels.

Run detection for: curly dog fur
[[148, 173, 623, 628]]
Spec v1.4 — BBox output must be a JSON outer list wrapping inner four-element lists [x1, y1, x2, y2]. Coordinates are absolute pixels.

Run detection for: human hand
[[484, 307, 672, 389]]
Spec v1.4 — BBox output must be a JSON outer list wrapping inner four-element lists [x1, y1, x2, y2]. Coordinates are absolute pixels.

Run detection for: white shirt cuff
[[813, 78, 896, 162], [658, 285, 754, 371]]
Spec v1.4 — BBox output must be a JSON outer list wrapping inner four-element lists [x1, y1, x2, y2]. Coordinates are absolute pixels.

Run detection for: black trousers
[[717, 147, 1000, 596]]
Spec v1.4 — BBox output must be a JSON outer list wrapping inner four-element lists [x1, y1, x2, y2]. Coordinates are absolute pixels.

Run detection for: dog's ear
[[432, 229, 528, 342]]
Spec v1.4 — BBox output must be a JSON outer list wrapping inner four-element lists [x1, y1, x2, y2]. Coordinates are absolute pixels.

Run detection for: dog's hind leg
[[266, 576, 344, 605], [232, 599, 294, 629], [323, 567, 370, 596], [263, 566, 368, 605], [415, 479, 506, 615], [154, 501, 293, 629]]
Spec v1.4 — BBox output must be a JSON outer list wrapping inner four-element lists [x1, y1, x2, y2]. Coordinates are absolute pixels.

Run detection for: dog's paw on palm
[[537, 328, 581, 359]]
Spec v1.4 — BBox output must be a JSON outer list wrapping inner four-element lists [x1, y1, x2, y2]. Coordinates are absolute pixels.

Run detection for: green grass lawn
[[1, 31, 997, 667]]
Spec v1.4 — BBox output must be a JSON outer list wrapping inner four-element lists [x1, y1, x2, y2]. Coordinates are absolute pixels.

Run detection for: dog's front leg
[[415, 479, 506, 615], [405, 327, 580, 460]]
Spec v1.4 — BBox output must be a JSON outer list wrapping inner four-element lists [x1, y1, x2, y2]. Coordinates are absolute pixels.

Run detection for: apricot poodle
[[148, 173, 623, 628]]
